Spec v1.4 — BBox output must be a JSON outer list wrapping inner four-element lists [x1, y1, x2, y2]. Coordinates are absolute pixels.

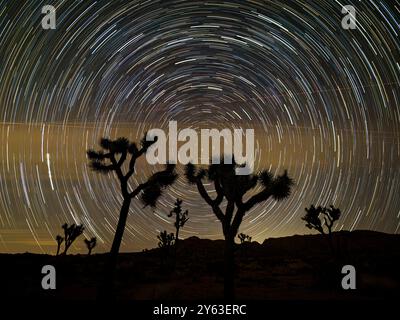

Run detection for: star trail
[[0, 0, 399, 253]]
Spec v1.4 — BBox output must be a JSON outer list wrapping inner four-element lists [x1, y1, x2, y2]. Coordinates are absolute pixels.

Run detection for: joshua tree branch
[[212, 205, 225, 223], [214, 178, 224, 206], [243, 189, 272, 211], [125, 137, 151, 180], [230, 208, 245, 237], [324, 215, 333, 234], [117, 151, 127, 167], [125, 155, 138, 180], [126, 145, 148, 180], [94, 163, 116, 171], [195, 178, 225, 222], [235, 198, 244, 210], [87, 150, 112, 160], [109, 154, 125, 182], [129, 182, 148, 199], [225, 201, 235, 225], [196, 179, 215, 207]]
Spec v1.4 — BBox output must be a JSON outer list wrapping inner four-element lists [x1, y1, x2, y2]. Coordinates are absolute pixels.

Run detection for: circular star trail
[[0, 0, 399, 253]]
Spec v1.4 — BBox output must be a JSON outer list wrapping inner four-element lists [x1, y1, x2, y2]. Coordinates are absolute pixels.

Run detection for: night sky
[[0, 0, 399, 253]]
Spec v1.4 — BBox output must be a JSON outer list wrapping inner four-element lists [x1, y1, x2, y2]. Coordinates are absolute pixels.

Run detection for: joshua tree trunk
[[224, 234, 235, 300], [62, 244, 70, 255], [175, 227, 180, 245], [56, 244, 61, 256], [88, 248, 92, 255], [100, 197, 131, 299], [110, 198, 131, 255]]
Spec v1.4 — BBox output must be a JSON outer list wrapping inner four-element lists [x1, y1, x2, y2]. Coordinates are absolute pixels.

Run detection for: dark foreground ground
[[0, 230, 399, 300]]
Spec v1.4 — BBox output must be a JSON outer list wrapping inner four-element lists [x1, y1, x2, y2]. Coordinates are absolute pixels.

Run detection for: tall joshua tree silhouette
[[302, 205, 341, 253], [55, 235, 64, 256], [61, 223, 85, 255], [185, 159, 293, 300], [168, 198, 189, 245], [87, 136, 177, 297], [84, 237, 97, 255]]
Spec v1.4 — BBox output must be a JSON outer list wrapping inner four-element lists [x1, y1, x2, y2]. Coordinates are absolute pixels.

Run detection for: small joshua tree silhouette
[[158, 230, 175, 248], [323, 206, 341, 235], [302, 205, 325, 234], [302, 205, 341, 235], [238, 233, 252, 259], [61, 223, 84, 255], [157, 230, 175, 267], [84, 237, 97, 255], [55, 235, 64, 256], [302, 205, 342, 253], [168, 198, 189, 244], [238, 233, 252, 244]]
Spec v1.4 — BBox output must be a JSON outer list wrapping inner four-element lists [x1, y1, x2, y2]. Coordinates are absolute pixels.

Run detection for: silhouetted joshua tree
[[84, 237, 97, 255], [158, 230, 175, 248], [238, 233, 252, 244], [168, 198, 189, 245], [55, 235, 64, 256], [157, 230, 175, 268], [61, 223, 84, 255], [237, 232, 252, 259], [302, 205, 342, 253], [87, 136, 177, 298], [185, 158, 293, 300]]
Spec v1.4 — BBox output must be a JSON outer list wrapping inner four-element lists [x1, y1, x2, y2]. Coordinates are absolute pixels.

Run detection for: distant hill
[[0, 230, 399, 300]]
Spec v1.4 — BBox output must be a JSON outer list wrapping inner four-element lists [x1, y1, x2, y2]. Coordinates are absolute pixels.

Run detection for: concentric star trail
[[0, 0, 399, 253]]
